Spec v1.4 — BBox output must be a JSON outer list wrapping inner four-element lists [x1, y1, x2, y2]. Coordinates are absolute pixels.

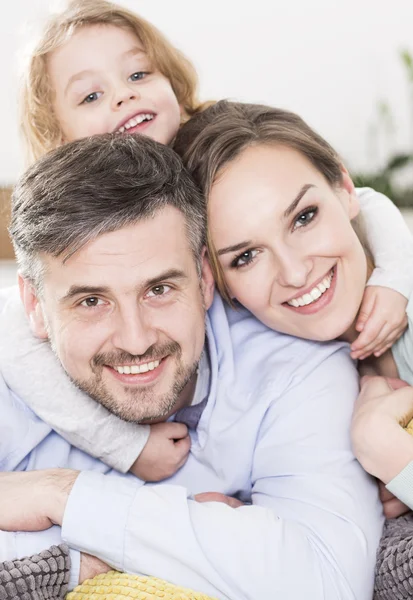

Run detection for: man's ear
[[18, 274, 49, 339], [200, 248, 215, 310], [340, 164, 360, 220]]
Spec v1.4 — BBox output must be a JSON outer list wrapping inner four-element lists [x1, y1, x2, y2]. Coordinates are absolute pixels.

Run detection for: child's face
[[47, 24, 182, 145]]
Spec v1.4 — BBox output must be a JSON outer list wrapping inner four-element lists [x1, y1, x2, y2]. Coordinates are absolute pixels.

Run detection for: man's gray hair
[[10, 134, 206, 287]]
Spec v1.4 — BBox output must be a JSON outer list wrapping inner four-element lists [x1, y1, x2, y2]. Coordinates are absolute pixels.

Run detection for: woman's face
[[209, 144, 367, 341]]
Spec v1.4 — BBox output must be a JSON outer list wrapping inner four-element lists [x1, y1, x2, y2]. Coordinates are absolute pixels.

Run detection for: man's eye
[[231, 249, 258, 269], [81, 91, 102, 104], [294, 207, 318, 230], [80, 297, 103, 308], [147, 285, 171, 297], [128, 71, 148, 82]]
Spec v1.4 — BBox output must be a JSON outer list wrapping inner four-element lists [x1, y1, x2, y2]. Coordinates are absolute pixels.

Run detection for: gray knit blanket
[[1, 520, 413, 600], [0, 545, 70, 600], [375, 513, 413, 599]]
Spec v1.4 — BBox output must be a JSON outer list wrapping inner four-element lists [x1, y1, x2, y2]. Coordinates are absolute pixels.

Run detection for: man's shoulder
[[207, 293, 353, 394]]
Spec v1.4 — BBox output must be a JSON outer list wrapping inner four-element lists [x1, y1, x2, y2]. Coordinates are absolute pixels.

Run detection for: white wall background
[[1, 0, 412, 184]]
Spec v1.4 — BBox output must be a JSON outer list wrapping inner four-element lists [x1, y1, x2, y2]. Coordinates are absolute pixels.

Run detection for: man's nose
[[111, 307, 158, 356]]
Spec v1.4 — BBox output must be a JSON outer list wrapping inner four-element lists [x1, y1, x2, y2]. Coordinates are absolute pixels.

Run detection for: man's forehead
[[41, 213, 196, 295]]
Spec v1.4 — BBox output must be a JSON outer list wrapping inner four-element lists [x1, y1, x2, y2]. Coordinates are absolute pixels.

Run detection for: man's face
[[26, 207, 214, 422]]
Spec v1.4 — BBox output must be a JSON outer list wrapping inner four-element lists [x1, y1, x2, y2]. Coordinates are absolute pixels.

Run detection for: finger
[[386, 378, 410, 391], [351, 320, 390, 358], [165, 422, 189, 440], [174, 434, 191, 458], [383, 497, 410, 519], [378, 481, 394, 502], [356, 289, 376, 332], [353, 324, 392, 360], [359, 375, 394, 397], [373, 333, 402, 357], [195, 492, 244, 508]]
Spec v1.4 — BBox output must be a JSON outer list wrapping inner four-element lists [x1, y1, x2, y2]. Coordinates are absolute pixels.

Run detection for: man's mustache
[[92, 341, 181, 368]]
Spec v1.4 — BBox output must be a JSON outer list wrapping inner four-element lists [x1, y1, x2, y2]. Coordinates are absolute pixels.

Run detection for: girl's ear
[[340, 164, 360, 220], [18, 274, 49, 339]]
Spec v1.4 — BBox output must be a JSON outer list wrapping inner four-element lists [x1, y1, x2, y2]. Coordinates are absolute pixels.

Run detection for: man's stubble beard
[[43, 285, 207, 423], [47, 328, 200, 423], [76, 347, 199, 423]]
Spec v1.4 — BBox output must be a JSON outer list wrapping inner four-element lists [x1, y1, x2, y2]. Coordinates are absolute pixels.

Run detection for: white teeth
[[117, 113, 154, 133], [287, 268, 334, 308], [113, 359, 160, 375]]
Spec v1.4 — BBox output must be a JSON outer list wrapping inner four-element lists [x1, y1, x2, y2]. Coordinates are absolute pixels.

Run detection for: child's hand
[[130, 422, 191, 481], [351, 286, 408, 360]]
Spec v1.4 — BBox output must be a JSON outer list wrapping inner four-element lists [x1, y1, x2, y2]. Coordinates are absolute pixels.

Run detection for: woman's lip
[[284, 266, 334, 304], [283, 265, 337, 315], [105, 356, 166, 385]]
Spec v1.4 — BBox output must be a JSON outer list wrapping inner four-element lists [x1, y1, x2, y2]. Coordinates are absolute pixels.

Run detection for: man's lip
[[104, 356, 166, 369], [113, 110, 156, 132], [104, 357, 167, 384], [283, 265, 335, 304]]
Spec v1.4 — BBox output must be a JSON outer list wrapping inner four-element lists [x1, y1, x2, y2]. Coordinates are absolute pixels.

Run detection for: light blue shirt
[[0, 293, 384, 599]]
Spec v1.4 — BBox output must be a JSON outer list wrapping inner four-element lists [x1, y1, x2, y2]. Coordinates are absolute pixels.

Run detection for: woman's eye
[[81, 91, 102, 104], [294, 208, 318, 230], [129, 71, 148, 82], [232, 249, 258, 269], [80, 297, 104, 308], [146, 284, 171, 298]]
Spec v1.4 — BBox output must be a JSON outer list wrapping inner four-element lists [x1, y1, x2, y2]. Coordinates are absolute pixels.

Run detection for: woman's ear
[[340, 164, 360, 220], [18, 274, 49, 339]]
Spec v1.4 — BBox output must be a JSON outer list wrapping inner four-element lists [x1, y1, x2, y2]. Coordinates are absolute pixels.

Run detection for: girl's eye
[[146, 284, 171, 298], [293, 207, 318, 230], [81, 91, 102, 104], [231, 249, 259, 269], [80, 297, 104, 308], [129, 71, 148, 82]]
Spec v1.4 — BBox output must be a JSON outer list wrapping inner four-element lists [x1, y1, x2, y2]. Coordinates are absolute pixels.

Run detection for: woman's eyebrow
[[283, 184, 315, 218], [217, 241, 252, 257]]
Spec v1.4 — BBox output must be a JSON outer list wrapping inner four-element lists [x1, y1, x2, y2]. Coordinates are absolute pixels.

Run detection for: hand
[[0, 469, 78, 531], [130, 422, 191, 481], [351, 376, 413, 483], [378, 481, 410, 519], [79, 553, 112, 584], [351, 286, 408, 360], [195, 492, 244, 508]]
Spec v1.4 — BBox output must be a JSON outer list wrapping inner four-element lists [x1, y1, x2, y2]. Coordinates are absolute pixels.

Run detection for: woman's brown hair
[[174, 100, 352, 303]]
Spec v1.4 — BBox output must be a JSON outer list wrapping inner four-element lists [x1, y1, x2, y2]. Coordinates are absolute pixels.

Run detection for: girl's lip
[[120, 117, 156, 136], [283, 265, 337, 315], [113, 110, 156, 133]]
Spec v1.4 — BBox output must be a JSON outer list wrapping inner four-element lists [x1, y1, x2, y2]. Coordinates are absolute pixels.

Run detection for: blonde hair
[[21, 0, 204, 164]]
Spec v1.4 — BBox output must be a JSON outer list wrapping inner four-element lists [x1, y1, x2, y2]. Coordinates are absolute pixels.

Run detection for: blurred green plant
[[352, 48, 413, 208]]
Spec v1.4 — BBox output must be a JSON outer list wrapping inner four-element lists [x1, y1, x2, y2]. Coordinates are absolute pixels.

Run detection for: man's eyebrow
[[283, 184, 315, 219], [217, 241, 253, 257], [145, 269, 188, 288], [60, 285, 110, 303]]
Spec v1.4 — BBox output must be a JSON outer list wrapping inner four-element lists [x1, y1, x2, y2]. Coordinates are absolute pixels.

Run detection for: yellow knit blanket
[[67, 571, 217, 600]]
